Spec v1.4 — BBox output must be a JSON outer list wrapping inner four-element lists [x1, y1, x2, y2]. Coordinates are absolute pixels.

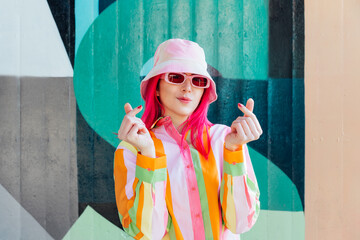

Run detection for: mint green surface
[[62, 206, 134, 240], [242, 210, 305, 240], [62, 207, 304, 240]]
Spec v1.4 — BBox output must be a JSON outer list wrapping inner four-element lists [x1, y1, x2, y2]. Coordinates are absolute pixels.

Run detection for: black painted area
[[208, 77, 268, 158], [79, 202, 122, 229], [269, 0, 293, 78], [269, 0, 304, 79], [268, 0, 305, 207], [292, 0, 305, 79], [46, 0, 75, 66], [209, 76, 304, 208], [99, 0, 117, 14], [77, 104, 117, 203]]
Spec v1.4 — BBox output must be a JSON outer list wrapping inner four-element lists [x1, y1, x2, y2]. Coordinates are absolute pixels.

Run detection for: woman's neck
[[165, 115, 189, 133]]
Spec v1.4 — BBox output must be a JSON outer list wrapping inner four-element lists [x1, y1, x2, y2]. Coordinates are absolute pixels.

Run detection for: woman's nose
[[181, 78, 192, 92]]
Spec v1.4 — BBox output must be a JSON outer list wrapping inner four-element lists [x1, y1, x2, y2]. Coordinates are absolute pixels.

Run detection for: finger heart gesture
[[117, 103, 155, 156], [225, 98, 263, 151]]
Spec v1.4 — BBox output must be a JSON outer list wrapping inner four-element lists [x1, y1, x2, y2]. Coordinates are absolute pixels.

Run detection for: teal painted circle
[[74, 3, 145, 148]]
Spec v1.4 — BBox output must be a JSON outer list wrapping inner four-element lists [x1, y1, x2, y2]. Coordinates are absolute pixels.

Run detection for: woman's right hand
[[117, 103, 155, 158]]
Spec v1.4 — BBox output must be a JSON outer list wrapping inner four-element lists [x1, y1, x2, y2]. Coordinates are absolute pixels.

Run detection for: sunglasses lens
[[192, 77, 208, 87], [167, 73, 185, 84]]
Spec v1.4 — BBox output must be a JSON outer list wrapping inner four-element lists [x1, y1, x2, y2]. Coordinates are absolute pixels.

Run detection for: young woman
[[114, 39, 262, 240]]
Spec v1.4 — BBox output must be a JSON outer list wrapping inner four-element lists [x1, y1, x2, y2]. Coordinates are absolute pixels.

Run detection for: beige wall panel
[[305, 0, 360, 239]]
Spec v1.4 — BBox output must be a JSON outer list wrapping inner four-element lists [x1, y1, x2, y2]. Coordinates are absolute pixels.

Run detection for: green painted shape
[[74, 2, 144, 149], [62, 206, 134, 240], [249, 146, 303, 211], [242, 210, 305, 240]]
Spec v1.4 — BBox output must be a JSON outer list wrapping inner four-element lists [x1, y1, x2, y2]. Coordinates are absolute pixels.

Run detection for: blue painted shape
[[75, 0, 99, 53], [0, 184, 54, 240]]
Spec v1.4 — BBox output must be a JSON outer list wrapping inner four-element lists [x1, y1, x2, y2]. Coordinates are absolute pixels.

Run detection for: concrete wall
[[305, 0, 360, 239], [0, 0, 77, 239]]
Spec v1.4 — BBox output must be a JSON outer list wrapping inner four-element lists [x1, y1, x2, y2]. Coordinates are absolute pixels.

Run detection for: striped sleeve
[[220, 144, 260, 234], [114, 141, 168, 239]]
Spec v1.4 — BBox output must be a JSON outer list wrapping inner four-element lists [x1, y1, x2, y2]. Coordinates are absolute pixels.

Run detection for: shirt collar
[[150, 116, 172, 129], [150, 116, 193, 147]]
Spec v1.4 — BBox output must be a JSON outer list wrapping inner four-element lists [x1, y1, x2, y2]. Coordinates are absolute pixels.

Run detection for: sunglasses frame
[[163, 72, 210, 89]]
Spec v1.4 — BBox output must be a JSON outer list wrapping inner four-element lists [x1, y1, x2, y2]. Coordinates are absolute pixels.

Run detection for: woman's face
[[157, 73, 205, 122]]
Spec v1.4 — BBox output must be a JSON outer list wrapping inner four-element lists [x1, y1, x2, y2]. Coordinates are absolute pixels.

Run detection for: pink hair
[[141, 75, 214, 159]]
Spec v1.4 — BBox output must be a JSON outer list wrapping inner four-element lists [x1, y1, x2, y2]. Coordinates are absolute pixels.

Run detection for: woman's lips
[[177, 97, 192, 103]]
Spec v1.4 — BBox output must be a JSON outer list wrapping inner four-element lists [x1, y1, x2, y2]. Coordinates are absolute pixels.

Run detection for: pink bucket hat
[[140, 39, 217, 103]]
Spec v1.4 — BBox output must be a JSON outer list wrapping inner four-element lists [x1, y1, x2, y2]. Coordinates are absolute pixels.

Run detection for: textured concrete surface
[[0, 76, 77, 240]]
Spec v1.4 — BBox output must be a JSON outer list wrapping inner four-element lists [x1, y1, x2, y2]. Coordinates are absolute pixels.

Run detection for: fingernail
[[137, 105, 142, 109], [238, 103, 243, 108]]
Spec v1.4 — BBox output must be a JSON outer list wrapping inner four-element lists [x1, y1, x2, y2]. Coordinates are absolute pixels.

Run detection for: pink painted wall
[[305, 0, 360, 239]]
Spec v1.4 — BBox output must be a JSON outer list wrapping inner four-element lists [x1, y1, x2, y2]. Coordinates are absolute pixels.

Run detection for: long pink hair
[[141, 75, 214, 159]]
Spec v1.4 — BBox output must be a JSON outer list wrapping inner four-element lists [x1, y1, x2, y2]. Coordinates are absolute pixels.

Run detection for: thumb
[[124, 103, 133, 114], [245, 98, 254, 113]]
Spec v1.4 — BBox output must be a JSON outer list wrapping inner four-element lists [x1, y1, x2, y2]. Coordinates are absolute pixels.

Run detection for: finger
[[238, 102, 254, 117], [245, 118, 260, 139], [119, 117, 145, 137], [129, 123, 147, 135], [127, 124, 139, 141], [240, 120, 253, 139], [125, 103, 143, 117], [246, 98, 254, 112], [124, 103, 133, 114], [118, 116, 133, 140], [237, 102, 262, 133], [136, 122, 148, 134], [233, 122, 246, 140], [235, 116, 247, 122]]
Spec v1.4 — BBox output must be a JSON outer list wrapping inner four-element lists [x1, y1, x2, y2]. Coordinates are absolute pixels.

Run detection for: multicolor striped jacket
[[114, 116, 260, 239]]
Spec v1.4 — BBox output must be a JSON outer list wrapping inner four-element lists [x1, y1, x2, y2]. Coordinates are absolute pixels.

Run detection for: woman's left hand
[[225, 98, 263, 151]]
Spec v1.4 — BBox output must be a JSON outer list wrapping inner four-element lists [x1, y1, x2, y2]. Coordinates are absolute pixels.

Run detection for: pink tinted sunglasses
[[162, 72, 210, 88]]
